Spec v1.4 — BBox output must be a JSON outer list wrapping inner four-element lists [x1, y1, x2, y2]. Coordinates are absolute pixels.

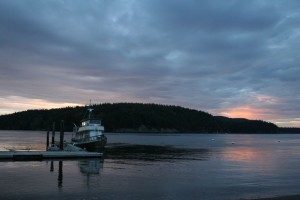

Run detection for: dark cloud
[[142, 0, 280, 32], [0, 0, 300, 126]]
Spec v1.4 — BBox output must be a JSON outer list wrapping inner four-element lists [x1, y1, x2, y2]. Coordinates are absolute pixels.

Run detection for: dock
[[0, 151, 103, 161], [0, 121, 104, 161]]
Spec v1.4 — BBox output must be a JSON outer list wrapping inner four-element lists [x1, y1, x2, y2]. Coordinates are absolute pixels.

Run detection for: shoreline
[[252, 195, 300, 200]]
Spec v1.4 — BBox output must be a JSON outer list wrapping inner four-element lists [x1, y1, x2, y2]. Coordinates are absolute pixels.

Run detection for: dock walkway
[[0, 151, 103, 161]]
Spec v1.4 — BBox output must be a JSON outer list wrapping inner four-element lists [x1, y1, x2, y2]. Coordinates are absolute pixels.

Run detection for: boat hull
[[72, 136, 107, 152]]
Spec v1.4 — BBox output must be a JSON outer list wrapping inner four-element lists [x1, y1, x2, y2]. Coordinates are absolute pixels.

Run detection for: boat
[[71, 104, 107, 151]]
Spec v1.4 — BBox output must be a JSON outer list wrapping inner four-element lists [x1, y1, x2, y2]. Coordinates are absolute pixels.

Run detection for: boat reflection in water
[[48, 159, 103, 188], [79, 159, 103, 175]]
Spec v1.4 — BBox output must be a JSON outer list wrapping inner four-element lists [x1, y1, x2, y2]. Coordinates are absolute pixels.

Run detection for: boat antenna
[[88, 100, 94, 119]]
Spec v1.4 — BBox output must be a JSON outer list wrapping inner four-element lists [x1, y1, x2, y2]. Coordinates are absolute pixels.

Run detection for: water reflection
[[58, 161, 63, 188], [222, 146, 276, 166], [105, 143, 212, 161], [1, 132, 300, 200], [221, 146, 281, 175], [79, 159, 103, 175], [223, 147, 272, 163], [49, 161, 64, 188], [48, 159, 103, 188]]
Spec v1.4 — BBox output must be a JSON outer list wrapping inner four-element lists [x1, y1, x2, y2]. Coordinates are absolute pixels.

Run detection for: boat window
[[90, 120, 101, 124], [82, 121, 89, 126]]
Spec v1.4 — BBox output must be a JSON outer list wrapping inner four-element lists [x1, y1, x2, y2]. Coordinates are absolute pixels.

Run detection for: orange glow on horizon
[[221, 106, 257, 119], [218, 105, 300, 127], [0, 96, 83, 115], [220, 105, 278, 120]]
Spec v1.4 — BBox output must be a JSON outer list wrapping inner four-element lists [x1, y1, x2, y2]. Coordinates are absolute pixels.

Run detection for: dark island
[[0, 103, 298, 133]]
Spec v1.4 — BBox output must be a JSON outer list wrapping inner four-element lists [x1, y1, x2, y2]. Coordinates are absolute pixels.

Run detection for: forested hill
[[0, 103, 279, 133]]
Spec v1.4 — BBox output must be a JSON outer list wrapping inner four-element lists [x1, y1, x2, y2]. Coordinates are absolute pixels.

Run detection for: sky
[[0, 0, 300, 127]]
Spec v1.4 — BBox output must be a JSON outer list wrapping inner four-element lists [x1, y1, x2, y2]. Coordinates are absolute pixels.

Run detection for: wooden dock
[[0, 151, 103, 161]]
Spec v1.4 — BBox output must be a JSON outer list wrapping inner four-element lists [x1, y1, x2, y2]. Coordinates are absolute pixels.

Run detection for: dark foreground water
[[1, 131, 300, 200]]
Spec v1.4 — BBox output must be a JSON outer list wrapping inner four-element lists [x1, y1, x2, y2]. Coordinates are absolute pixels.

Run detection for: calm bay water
[[1, 131, 300, 200]]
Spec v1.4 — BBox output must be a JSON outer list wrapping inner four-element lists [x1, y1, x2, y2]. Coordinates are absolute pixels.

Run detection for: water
[[1, 131, 300, 200]]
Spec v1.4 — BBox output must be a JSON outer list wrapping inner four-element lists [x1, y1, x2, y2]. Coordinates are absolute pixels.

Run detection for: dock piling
[[51, 122, 55, 146], [46, 130, 49, 151], [59, 120, 64, 150]]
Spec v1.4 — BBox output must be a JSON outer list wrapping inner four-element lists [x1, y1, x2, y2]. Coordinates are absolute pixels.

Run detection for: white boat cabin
[[75, 119, 105, 141]]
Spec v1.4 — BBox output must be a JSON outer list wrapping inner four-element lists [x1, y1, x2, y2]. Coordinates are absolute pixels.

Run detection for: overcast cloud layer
[[0, 0, 300, 127]]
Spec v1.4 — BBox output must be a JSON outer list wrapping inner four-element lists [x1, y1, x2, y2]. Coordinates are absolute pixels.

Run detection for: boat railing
[[89, 120, 101, 124], [72, 135, 106, 143]]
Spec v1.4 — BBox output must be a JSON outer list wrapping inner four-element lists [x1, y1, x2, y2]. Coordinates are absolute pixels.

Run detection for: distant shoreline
[[0, 130, 299, 134], [0, 103, 281, 133]]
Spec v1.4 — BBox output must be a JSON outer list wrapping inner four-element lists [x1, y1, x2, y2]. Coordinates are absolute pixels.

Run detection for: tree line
[[0, 103, 285, 133]]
